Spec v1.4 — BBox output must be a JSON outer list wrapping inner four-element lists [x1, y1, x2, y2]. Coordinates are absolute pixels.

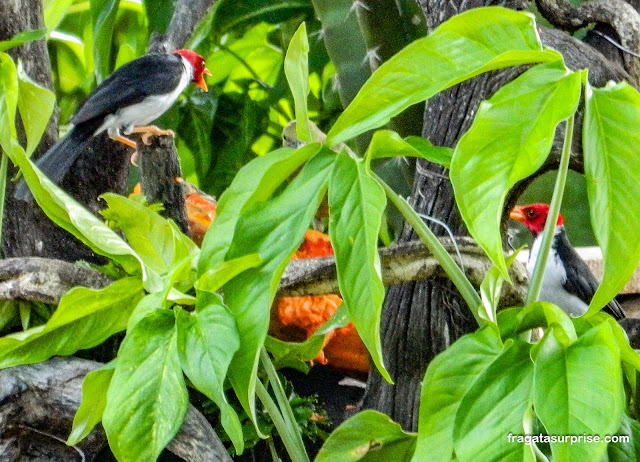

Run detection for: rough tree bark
[[362, 0, 640, 431]]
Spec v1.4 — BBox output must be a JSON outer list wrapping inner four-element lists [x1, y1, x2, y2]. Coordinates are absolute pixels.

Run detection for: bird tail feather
[[14, 122, 99, 201]]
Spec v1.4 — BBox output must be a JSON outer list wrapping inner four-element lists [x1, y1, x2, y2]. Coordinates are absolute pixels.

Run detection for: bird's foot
[[109, 134, 138, 149], [132, 126, 175, 145]]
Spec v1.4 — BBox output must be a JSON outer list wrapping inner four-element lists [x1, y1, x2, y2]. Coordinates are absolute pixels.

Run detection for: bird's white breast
[[528, 231, 589, 317], [96, 55, 192, 135]]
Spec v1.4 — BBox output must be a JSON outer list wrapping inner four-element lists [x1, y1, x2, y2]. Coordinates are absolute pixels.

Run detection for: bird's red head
[[174, 49, 211, 92], [510, 203, 563, 235]]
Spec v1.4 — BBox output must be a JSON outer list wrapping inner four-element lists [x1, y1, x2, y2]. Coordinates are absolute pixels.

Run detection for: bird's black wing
[[71, 53, 185, 125], [555, 232, 625, 320]]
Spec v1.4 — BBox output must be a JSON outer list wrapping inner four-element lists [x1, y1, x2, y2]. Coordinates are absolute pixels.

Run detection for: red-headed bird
[[15, 49, 210, 200], [510, 203, 625, 320]]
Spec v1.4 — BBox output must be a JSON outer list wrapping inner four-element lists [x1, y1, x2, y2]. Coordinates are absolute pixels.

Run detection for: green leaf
[[16, 62, 56, 156], [412, 327, 502, 462], [104, 309, 188, 462], [90, 0, 120, 82], [608, 415, 640, 462], [533, 322, 624, 462], [211, 0, 313, 35], [583, 81, 640, 315], [499, 302, 577, 347], [285, 22, 311, 142], [365, 130, 453, 168], [326, 7, 562, 145], [329, 152, 390, 382], [195, 253, 262, 294], [0, 278, 143, 369], [44, 0, 75, 32], [198, 144, 319, 275], [315, 410, 416, 462], [0, 30, 46, 53], [478, 251, 520, 328], [6, 144, 148, 283], [143, 0, 176, 34], [101, 193, 197, 277], [175, 299, 243, 454], [223, 149, 334, 423], [453, 339, 534, 462], [0, 53, 18, 153], [67, 361, 116, 445], [450, 61, 581, 279]]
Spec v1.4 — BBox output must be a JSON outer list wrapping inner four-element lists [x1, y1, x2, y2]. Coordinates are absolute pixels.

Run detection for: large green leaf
[[67, 361, 116, 445], [328, 152, 390, 381], [0, 53, 18, 154], [90, 0, 120, 82], [450, 61, 581, 278], [198, 144, 319, 274], [104, 309, 188, 462], [412, 327, 502, 462], [583, 81, 640, 315], [0, 278, 143, 369], [6, 144, 147, 282], [222, 149, 334, 422], [175, 299, 244, 454], [453, 339, 534, 462], [533, 322, 624, 462], [195, 254, 262, 294], [101, 193, 197, 277], [284, 22, 312, 142], [16, 63, 56, 156], [326, 7, 562, 145], [316, 410, 416, 462]]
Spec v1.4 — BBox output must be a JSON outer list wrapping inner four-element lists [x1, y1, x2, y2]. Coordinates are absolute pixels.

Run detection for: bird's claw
[[131, 151, 139, 167], [140, 129, 175, 145]]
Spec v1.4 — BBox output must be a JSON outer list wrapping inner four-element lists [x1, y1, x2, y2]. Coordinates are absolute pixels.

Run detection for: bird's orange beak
[[195, 68, 211, 92], [509, 206, 526, 223]]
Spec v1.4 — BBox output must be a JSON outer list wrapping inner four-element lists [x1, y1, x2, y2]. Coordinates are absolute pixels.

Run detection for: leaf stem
[[258, 348, 310, 462], [373, 172, 483, 325], [0, 151, 8, 256], [525, 115, 574, 305]]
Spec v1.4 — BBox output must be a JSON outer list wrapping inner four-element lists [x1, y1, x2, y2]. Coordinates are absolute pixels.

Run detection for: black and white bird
[[510, 203, 625, 320], [15, 49, 210, 200]]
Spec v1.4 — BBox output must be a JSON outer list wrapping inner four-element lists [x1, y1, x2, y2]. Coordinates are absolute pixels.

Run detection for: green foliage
[[103, 309, 188, 462], [285, 22, 312, 141], [326, 7, 561, 145], [222, 149, 334, 421], [68, 361, 116, 445], [6, 4, 640, 462], [451, 61, 582, 279], [315, 410, 416, 462], [328, 152, 389, 381], [583, 81, 640, 315], [0, 278, 144, 369], [176, 299, 244, 452], [0, 29, 46, 53]]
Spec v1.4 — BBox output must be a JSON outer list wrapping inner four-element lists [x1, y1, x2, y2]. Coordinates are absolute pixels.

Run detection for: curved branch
[[536, 0, 640, 85], [148, 0, 217, 53]]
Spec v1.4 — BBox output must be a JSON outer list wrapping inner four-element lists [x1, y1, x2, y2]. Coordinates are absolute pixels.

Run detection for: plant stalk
[[259, 348, 310, 462], [525, 115, 575, 305], [373, 172, 483, 325]]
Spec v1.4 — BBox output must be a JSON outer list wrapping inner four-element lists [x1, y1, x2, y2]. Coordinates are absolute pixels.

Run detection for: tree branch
[[148, 0, 217, 53], [536, 0, 640, 86], [0, 357, 232, 461]]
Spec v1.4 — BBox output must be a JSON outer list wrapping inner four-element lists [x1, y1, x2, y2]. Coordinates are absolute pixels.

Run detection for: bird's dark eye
[[527, 209, 536, 218]]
